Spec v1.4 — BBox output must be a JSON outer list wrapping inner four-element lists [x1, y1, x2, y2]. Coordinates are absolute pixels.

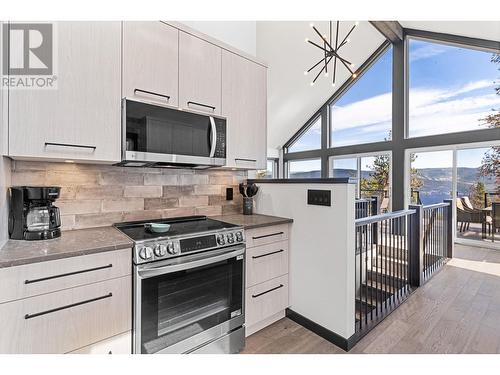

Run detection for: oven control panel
[[134, 229, 245, 264]]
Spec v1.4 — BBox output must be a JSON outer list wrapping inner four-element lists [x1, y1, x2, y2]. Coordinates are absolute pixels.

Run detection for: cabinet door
[[222, 50, 267, 170], [123, 21, 178, 107], [8, 22, 121, 163], [0, 276, 131, 354], [179, 32, 221, 115]]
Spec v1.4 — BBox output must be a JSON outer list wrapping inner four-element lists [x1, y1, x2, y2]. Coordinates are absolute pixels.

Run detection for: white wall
[[253, 182, 356, 339], [180, 21, 257, 56]]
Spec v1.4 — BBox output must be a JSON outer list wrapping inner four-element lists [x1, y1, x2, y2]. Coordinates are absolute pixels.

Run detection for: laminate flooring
[[242, 244, 500, 354]]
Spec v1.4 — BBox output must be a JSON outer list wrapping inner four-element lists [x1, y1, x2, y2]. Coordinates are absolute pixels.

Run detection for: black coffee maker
[[9, 186, 62, 240]]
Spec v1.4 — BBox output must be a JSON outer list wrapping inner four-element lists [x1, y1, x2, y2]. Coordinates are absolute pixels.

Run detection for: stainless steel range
[[114, 215, 245, 354]]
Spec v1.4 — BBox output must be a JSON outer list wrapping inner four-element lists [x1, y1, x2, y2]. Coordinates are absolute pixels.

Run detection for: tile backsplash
[[11, 161, 246, 230]]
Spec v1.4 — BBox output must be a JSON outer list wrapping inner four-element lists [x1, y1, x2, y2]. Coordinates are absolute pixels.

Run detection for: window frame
[[284, 113, 322, 154], [279, 25, 499, 214], [328, 45, 393, 148], [282, 41, 392, 178], [405, 33, 500, 140], [286, 157, 322, 179]]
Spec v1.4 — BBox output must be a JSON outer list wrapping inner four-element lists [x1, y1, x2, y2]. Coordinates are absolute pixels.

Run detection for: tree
[[479, 53, 500, 194], [360, 153, 423, 203], [469, 181, 487, 209]]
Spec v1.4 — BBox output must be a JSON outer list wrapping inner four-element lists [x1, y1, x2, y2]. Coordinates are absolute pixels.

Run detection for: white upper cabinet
[[222, 50, 267, 170], [8, 22, 122, 163], [178, 32, 222, 115], [122, 21, 179, 107]]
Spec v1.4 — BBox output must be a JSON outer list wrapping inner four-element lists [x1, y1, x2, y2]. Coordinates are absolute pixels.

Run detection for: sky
[[288, 38, 499, 172]]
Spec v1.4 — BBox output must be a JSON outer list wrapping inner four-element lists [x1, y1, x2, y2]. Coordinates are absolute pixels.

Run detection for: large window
[[287, 116, 321, 153], [330, 47, 392, 147], [409, 150, 453, 205], [288, 159, 321, 178], [408, 39, 499, 138], [330, 153, 391, 210], [256, 159, 278, 179]]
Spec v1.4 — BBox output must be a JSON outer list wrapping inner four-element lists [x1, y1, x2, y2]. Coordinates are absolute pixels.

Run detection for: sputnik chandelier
[[304, 21, 359, 86]]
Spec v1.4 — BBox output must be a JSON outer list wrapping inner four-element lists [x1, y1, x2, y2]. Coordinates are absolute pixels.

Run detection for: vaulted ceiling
[[256, 21, 385, 152], [257, 20, 500, 155]]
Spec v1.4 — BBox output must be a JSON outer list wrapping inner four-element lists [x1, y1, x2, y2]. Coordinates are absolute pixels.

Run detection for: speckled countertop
[[212, 213, 293, 229], [0, 227, 133, 268], [0, 214, 292, 268]]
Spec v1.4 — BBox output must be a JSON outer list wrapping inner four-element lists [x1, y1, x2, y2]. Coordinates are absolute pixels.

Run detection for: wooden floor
[[242, 243, 500, 354]]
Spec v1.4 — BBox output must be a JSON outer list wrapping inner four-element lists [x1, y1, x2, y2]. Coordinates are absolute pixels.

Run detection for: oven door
[[122, 98, 226, 168], [134, 245, 245, 354]]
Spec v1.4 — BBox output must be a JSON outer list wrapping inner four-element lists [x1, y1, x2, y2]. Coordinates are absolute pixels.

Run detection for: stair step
[[367, 269, 407, 288]]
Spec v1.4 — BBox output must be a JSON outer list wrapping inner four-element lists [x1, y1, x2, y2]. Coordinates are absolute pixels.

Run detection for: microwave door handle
[[137, 246, 245, 279], [209, 116, 217, 158]]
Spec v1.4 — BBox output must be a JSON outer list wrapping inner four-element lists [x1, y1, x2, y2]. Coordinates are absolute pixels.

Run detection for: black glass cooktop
[[114, 215, 238, 241]]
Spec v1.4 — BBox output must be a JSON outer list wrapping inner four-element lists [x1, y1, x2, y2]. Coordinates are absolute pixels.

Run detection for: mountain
[[292, 167, 498, 205]]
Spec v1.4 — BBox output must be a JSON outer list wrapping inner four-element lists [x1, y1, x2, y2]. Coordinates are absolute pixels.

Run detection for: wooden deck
[[457, 223, 500, 244], [242, 243, 500, 354]]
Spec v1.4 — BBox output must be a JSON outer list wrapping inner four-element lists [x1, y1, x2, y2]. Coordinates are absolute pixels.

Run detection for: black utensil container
[[243, 197, 253, 215]]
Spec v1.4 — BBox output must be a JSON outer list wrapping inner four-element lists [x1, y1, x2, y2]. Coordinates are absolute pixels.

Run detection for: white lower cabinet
[[0, 276, 131, 354], [69, 331, 132, 354], [245, 224, 290, 336]]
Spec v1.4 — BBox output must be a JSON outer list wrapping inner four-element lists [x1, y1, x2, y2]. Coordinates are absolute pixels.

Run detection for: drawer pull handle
[[134, 89, 170, 101], [24, 264, 113, 284], [45, 142, 96, 150], [24, 292, 113, 320], [187, 101, 216, 111], [252, 284, 284, 298], [252, 249, 284, 259], [252, 232, 284, 240], [235, 158, 257, 163]]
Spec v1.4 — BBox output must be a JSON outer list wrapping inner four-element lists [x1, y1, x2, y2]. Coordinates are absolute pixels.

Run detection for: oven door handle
[[137, 247, 245, 279]]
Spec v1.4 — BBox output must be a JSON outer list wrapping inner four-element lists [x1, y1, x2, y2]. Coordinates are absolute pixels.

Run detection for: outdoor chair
[[491, 203, 500, 242], [456, 197, 484, 232]]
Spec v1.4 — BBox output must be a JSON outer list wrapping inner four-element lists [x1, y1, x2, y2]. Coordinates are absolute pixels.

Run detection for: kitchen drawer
[[245, 275, 289, 328], [0, 248, 131, 304], [69, 331, 132, 354], [245, 224, 289, 248], [0, 276, 131, 354], [246, 240, 288, 287]]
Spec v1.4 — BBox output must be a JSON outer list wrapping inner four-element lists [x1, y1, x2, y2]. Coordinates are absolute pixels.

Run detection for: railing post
[[443, 199, 454, 258], [371, 196, 378, 244], [409, 204, 424, 287]]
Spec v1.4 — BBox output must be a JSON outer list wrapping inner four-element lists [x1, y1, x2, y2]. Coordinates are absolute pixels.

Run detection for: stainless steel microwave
[[119, 99, 227, 169]]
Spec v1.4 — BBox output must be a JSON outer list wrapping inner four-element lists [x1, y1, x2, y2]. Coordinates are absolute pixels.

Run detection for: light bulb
[[352, 73, 358, 78], [355, 21, 359, 26], [350, 63, 355, 68], [332, 82, 336, 87], [323, 34, 327, 39], [310, 23, 315, 28], [346, 38, 350, 43], [324, 72, 329, 77], [304, 70, 308, 75], [310, 82, 315, 86], [305, 37, 309, 43]]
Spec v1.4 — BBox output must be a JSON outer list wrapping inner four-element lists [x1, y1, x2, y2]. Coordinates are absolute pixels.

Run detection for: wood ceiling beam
[[369, 21, 404, 43]]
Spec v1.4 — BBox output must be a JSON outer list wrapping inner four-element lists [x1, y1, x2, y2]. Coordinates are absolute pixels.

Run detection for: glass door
[[456, 146, 500, 244]]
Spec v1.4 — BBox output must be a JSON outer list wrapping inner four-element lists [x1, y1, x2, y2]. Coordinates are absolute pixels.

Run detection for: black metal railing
[[353, 199, 452, 341], [355, 196, 378, 219], [354, 209, 415, 335], [422, 202, 451, 280]]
